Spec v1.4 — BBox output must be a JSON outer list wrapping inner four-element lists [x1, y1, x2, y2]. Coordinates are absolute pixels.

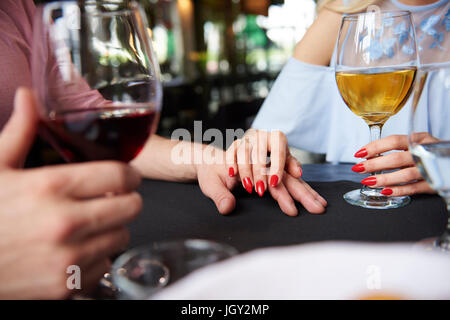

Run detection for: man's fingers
[[30, 161, 142, 198], [298, 179, 327, 207], [355, 135, 409, 159], [78, 258, 113, 295], [268, 131, 287, 187], [361, 167, 423, 188], [63, 192, 142, 240], [285, 154, 302, 179], [354, 151, 414, 173], [71, 227, 129, 268], [284, 174, 326, 214], [268, 182, 298, 216], [381, 180, 435, 197], [0, 88, 39, 168], [198, 174, 236, 215]]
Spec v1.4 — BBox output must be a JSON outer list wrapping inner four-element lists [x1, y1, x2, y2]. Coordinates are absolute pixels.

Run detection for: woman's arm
[[293, 6, 342, 66]]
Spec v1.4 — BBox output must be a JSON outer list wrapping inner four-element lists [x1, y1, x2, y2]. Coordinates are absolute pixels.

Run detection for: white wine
[[336, 67, 416, 126]]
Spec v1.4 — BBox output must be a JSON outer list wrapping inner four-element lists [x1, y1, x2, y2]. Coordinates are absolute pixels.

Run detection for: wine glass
[[32, 0, 162, 163], [111, 239, 238, 299], [409, 63, 450, 251], [335, 10, 418, 209], [32, 0, 163, 297]]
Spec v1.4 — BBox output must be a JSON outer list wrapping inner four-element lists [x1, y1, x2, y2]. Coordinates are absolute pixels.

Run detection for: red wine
[[40, 106, 157, 163]]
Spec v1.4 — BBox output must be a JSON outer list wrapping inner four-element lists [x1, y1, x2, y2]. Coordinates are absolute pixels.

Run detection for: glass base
[[413, 236, 450, 252], [343, 189, 411, 209]]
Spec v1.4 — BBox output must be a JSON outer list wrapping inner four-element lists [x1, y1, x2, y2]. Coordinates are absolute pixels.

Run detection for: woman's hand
[[352, 134, 436, 196], [207, 129, 327, 216]]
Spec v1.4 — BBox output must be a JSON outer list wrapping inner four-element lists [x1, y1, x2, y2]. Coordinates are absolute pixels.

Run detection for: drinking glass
[[335, 10, 418, 209], [111, 239, 238, 299], [32, 0, 162, 163], [409, 63, 450, 251]]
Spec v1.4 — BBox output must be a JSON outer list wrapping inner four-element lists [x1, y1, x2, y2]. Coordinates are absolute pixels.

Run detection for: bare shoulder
[[293, 5, 343, 66]]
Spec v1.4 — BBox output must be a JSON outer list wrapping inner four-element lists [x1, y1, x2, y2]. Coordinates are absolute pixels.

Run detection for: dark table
[[128, 164, 447, 253]]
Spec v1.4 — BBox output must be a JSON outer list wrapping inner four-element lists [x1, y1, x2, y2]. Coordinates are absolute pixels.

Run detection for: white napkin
[[153, 241, 450, 300]]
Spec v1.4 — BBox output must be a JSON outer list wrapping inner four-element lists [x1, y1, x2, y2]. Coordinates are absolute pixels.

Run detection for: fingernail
[[270, 175, 279, 187], [228, 167, 234, 177], [219, 198, 232, 213], [243, 177, 253, 194], [354, 148, 368, 158], [298, 165, 303, 177], [361, 176, 377, 186], [256, 180, 265, 197], [351, 163, 365, 173], [381, 188, 393, 196]]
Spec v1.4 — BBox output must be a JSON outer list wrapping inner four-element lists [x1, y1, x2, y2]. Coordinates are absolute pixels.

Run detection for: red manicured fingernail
[[354, 148, 368, 158], [381, 188, 393, 195], [351, 163, 365, 173], [270, 175, 279, 187], [361, 176, 377, 186], [243, 177, 253, 194], [228, 167, 234, 177], [299, 165, 303, 177], [256, 180, 265, 197]]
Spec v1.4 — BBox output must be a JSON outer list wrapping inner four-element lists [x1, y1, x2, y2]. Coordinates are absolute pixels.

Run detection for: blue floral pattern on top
[[363, 6, 449, 60]]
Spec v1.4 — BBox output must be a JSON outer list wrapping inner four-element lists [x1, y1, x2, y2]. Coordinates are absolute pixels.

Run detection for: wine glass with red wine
[[32, 0, 161, 163]]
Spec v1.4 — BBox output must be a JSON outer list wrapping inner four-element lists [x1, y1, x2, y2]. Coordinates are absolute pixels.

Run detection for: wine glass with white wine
[[335, 10, 418, 209]]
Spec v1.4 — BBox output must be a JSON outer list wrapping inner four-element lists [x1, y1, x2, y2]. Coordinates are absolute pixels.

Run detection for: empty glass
[[111, 239, 238, 299]]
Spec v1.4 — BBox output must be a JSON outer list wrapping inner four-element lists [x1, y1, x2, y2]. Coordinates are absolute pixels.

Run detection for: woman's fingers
[[284, 174, 326, 214], [226, 140, 239, 178], [355, 135, 409, 159], [236, 138, 254, 194], [268, 130, 287, 187], [360, 167, 423, 188], [251, 132, 268, 197], [353, 151, 414, 173], [380, 180, 435, 197], [268, 182, 298, 217]]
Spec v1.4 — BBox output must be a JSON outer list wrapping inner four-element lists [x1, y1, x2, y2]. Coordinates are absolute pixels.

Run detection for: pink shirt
[[0, 0, 35, 129]]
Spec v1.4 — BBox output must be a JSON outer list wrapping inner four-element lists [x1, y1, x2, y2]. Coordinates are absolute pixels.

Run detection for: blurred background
[[30, 0, 321, 166]]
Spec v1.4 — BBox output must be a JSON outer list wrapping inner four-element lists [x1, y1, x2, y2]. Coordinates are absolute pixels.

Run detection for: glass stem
[[437, 197, 450, 250], [361, 124, 383, 197], [445, 197, 450, 235]]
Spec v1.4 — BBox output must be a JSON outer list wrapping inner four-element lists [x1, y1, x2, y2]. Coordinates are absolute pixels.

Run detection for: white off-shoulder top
[[252, 0, 450, 163]]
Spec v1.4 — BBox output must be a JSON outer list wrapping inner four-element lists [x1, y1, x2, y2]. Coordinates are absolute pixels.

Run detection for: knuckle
[[47, 215, 77, 242], [405, 168, 417, 181], [393, 135, 404, 146], [392, 152, 404, 163], [36, 172, 65, 194], [61, 249, 81, 269], [127, 192, 143, 216], [110, 162, 129, 189]]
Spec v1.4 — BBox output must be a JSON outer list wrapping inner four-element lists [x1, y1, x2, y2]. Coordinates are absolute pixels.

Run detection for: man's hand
[[0, 88, 142, 299]]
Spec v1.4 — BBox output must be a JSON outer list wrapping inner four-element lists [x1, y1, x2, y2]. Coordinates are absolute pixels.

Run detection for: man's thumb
[[199, 174, 236, 215], [0, 88, 39, 168]]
